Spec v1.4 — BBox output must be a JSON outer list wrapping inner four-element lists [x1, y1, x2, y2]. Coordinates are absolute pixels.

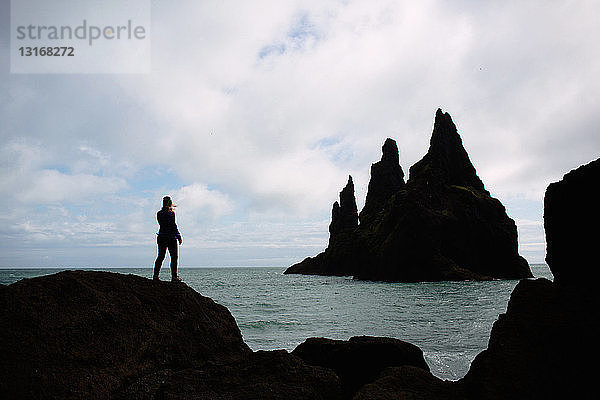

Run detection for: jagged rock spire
[[359, 138, 405, 225], [285, 108, 530, 282], [409, 109, 485, 190], [329, 175, 358, 235]]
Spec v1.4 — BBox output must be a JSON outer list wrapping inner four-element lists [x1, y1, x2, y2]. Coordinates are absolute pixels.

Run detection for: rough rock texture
[[286, 109, 531, 281], [293, 336, 429, 399], [544, 157, 600, 286], [116, 350, 342, 400], [354, 366, 467, 400], [0, 271, 342, 399]]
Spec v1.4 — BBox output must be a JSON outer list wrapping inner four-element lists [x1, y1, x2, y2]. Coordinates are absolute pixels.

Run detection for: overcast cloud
[[1, 0, 599, 267]]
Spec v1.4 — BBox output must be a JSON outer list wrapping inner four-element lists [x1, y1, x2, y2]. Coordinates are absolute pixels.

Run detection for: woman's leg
[[167, 238, 179, 281], [154, 239, 168, 280]]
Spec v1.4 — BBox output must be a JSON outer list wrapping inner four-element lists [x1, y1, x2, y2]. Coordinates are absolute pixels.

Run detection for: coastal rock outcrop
[[286, 176, 366, 276], [0, 270, 342, 399], [286, 109, 532, 281]]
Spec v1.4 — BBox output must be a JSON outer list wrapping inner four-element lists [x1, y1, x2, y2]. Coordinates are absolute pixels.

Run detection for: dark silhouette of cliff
[[355, 156, 600, 399], [286, 109, 532, 281]]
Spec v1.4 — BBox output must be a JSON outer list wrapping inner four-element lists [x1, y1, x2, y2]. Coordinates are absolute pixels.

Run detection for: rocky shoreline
[[2, 157, 598, 399]]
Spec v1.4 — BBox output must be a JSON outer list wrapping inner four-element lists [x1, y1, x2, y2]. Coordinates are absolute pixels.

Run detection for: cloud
[[0, 140, 127, 204], [1, 0, 600, 266], [172, 183, 234, 220]]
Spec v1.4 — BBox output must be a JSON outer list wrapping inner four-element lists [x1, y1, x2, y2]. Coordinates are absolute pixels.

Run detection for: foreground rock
[[293, 336, 429, 399], [286, 109, 531, 281], [543, 157, 600, 286], [354, 366, 467, 400], [0, 271, 341, 399], [348, 157, 599, 398], [116, 350, 341, 400], [459, 157, 600, 399]]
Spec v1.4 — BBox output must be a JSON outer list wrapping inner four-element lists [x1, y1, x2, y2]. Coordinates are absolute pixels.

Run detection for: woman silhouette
[[153, 196, 183, 282]]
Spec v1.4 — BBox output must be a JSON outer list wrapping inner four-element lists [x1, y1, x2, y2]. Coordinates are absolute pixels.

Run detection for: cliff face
[[544, 157, 600, 286], [458, 156, 600, 399], [286, 109, 531, 281]]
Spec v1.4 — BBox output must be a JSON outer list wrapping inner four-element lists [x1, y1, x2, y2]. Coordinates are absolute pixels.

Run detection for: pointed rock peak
[[330, 175, 358, 235], [359, 139, 405, 225], [381, 138, 399, 165], [346, 175, 354, 187], [430, 108, 462, 154], [340, 175, 357, 210], [409, 109, 485, 190]]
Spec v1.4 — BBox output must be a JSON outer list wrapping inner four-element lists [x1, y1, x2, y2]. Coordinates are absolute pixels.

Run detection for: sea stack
[[285, 109, 532, 281]]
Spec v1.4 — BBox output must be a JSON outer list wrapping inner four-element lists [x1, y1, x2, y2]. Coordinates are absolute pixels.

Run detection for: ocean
[[0, 264, 552, 381]]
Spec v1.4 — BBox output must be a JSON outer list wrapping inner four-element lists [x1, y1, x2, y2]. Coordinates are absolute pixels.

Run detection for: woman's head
[[162, 196, 173, 209]]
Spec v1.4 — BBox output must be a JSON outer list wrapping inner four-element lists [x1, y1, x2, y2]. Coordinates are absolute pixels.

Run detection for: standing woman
[[154, 196, 183, 282]]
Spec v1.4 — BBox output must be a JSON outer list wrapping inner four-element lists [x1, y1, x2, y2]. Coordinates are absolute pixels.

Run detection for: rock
[[544, 157, 600, 286], [354, 366, 467, 400], [347, 157, 600, 398], [329, 175, 359, 237], [458, 157, 600, 399], [0, 270, 342, 399], [0, 270, 250, 398], [359, 139, 405, 225], [460, 278, 597, 399], [293, 336, 429, 399], [287, 175, 366, 277], [409, 109, 485, 191], [119, 350, 342, 400], [285, 109, 531, 281]]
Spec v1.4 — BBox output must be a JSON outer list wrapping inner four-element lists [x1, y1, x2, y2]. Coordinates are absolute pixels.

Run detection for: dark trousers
[[154, 236, 178, 279]]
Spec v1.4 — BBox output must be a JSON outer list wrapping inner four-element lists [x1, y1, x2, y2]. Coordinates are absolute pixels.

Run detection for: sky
[[1, 0, 599, 268]]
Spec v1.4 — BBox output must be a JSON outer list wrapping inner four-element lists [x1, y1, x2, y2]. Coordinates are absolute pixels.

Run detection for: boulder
[[354, 366, 467, 400], [293, 336, 429, 399]]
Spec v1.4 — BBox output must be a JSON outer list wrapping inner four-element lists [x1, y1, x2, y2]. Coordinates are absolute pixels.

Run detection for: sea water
[[0, 264, 552, 380]]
